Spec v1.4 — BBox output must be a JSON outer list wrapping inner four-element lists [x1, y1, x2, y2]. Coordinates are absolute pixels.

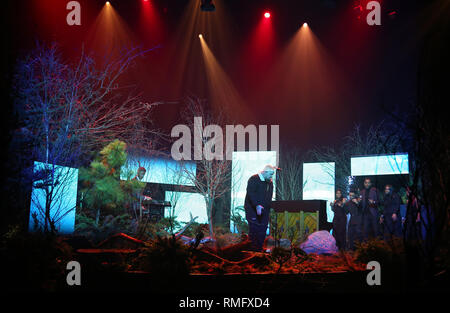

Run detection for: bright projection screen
[[29, 162, 78, 234], [231, 151, 277, 232], [121, 156, 196, 186], [302, 162, 335, 222], [351, 153, 409, 176], [165, 191, 208, 228]]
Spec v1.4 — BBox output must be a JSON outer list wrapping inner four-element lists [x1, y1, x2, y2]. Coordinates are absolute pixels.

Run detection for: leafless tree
[[178, 97, 234, 239], [276, 147, 304, 200], [307, 122, 403, 193], [12, 42, 162, 233]]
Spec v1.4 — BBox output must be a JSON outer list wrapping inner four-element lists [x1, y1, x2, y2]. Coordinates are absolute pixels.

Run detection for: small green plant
[[270, 246, 292, 273], [136, 235, 191, 277], [75, 212, 134, 243], [230, 206, 248, 234], [0, 227, 73, 291], [355, 237, 405, 268]]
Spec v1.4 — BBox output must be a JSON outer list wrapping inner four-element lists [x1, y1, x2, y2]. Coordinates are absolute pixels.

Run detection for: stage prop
[[165, 191, 208, 226], [231, 151, 277, 232], [29, 161, 78, 234], [121, 156, 196, 186], [351, 153, 409, 176], [270, 200, 330, 243], [299, 230, 338, 255], [302, 162, 335, 222]]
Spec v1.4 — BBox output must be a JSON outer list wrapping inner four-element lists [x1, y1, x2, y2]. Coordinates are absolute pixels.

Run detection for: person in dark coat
[[360, 178, 380, 240], [244, 165, 276, 252], [331, 189, 347, 250], [345, 190, 363, 250], [380, 184, 402, 239]]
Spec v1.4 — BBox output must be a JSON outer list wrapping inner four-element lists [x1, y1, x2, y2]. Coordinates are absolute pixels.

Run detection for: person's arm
[[331, 202, 337, 213]]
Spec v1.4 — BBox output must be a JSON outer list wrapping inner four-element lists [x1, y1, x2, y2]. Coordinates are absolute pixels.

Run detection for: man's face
[[364, 179, 371, 189], [262, 170, 274, 181], [138, 170, 146, 180], [385, 186, 391, 195], [336, 190, 342, 199], [349, 192, 355, 199]]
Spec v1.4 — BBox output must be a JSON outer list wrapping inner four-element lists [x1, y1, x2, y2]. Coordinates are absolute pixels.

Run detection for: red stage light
[[264, 12, 271, 19]]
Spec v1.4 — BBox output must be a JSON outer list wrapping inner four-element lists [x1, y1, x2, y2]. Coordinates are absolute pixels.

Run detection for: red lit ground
[[190, 249, 366, 275]]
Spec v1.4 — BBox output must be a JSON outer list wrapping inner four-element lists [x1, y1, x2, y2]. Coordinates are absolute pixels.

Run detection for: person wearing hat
[[244, 165, 277, 252]]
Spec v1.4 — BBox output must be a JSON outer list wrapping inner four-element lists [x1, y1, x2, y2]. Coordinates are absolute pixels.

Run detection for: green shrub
[[355, 237, 405, 268], [136, 236, 191, 277], [0, 226, 73, 291]]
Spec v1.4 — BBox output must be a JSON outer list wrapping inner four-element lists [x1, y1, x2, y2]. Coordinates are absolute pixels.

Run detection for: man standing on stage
[[361, 177, 380, 240], [380, 184, 402, 239], [244, 165, 277, 252], [345, 190, 363, 250]]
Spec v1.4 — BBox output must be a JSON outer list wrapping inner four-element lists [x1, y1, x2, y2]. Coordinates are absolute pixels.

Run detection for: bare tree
[[307, 122, 403, 193], [30, 162, 78, 233], [178, 97, 234, 239], [12, 42, 162, 233], [276, 147, 304, 200]]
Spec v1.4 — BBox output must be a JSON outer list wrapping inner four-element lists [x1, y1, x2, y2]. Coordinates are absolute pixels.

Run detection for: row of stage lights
[[199, 21, 308, 39], [105, 0, 307, 25]]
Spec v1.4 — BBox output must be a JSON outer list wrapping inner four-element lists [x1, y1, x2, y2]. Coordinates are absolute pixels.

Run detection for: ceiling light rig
[[200, 0, 215, 12]]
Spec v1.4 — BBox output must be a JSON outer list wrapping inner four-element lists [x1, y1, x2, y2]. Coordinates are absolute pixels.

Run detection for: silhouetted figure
[[244, 165, 277, 252], [380, 184, 402, 239], [361, 178, 380, 240], [345, 190, 363, 250], [331, 189, 347, 250]]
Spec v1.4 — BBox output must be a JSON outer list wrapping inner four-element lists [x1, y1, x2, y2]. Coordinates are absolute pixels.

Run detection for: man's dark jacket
[[244, 174, 273, 226], [345, 200, 362, 225], [361, 187, 379, 214], [382, 192, 401, 216]]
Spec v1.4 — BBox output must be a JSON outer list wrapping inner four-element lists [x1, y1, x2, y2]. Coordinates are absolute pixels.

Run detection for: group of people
[[331, 177, 403, 250], [244, 166, 425, 253]]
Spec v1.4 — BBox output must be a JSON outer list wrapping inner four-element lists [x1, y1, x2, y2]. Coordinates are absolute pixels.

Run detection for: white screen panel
[[165, 191, 208, 227], [29, 161, 78, 234], [121, 156, 196, 186], [302, 162, 335, 222], [351, 153, 409, 176]]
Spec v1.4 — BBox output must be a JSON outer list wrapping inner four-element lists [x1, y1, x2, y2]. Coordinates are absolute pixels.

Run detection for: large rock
[[299, 231, 338, 255]]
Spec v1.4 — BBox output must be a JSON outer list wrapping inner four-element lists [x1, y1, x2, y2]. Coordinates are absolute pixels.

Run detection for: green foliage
[[74, 212, 134, 243], [0, 226, 73, 291], [79, 140, 145, 223], [355, 237, 405, 268], [181, 222, 208, 238], [230, 206, 248, 234], [136, 236, 191, 277], [140, 217, 182, 240]]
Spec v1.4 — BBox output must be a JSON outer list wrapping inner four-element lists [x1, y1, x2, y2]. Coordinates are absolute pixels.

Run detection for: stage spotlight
[[200, 0, 215, 12], [264, 12, 271, 19], [303, 22, 308, 27], [106, 1, 110, 5], [199, 34, 203, 38]]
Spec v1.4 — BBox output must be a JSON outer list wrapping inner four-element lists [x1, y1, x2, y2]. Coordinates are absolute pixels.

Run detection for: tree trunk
[[95, 208, 100, 226]]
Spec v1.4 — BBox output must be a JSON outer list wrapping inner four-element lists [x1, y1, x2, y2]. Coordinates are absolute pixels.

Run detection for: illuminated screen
[[231, 151, 277, 232], [164, 191, 208, 227], [302, 162, 335, 222], [121, 156, 196, 186], [29, 162, 78, 234], [351, 153, 409, 176]]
